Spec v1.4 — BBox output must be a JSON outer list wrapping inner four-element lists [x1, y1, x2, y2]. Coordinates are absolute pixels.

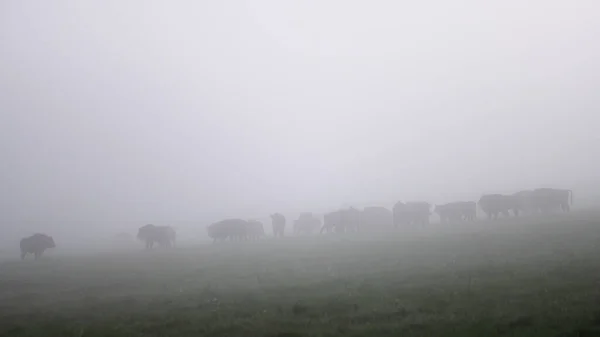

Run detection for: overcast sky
[[1, 1, 599, 235]]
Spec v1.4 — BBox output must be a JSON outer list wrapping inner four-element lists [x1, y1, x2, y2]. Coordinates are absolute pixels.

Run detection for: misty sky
[[1, 1, 599, 235]]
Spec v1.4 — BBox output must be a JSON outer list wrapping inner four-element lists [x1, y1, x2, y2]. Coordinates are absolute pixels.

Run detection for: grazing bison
[[294, 213, 322, 235], [435, 201, 476, 223], [478, 194, 518, 219], [137, 224, 176, 249], [360, 206, 393, 231], [247, 220, 265, 239], [20, 233, 55, 260], [270, 213, 286, 238], [393, 201, 431, 227], [321, 208, 361, 234], [207, 219, 248, 242]]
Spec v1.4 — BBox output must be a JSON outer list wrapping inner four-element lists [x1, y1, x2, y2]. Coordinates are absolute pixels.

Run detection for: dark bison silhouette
[[207, 219, 248, 242], [270, 213, 286, 238], [20, 233, 55, 260], [478, 194, 518, 219], [137, 224, 176, 249]]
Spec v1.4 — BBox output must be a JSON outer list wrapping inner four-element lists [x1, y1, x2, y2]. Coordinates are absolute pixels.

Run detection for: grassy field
[[2, 211, 600, 336]]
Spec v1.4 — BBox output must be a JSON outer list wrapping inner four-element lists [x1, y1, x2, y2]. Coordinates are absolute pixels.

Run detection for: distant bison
[[321, 208, 360, 234], [294, 213, 322, 235], [532, 188, 572, 213], [393, 201, 431, 227], [478, 194, 518, 219], [511, 188, 572, 215], [20, 233, 55, 260], [137, 224, 176, 249], [247, 220, 266, 239], [512, 190, 536, 215], [360, 207, 393, 231], [435, 201, 476, 223], [270, 213, 286, 238], [207, 219, 248, 242]]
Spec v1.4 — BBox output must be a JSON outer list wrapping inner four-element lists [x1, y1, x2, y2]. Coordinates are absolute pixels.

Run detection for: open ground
[[2, 210, 600, 337]]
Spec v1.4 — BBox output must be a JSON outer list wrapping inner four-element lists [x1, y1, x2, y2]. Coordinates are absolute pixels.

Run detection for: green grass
[[2, 211, 600, 336]]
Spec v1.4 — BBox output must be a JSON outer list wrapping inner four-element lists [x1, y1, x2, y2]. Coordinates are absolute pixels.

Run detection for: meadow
[[2, 211, 600, 337]]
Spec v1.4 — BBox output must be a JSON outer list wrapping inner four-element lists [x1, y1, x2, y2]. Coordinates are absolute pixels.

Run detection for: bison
[[532, 188, 572, 213], [360, 206, 393, 231], [321, 208, 361, 234], [294, 213, 322, 235], [512, 190, 536, 215], [270, 213, 286, 238], [137, 224, 176, 249], [247, 220, 266, 239], [435, 201, 476, 223], [393, 201, 431, 227], [207, 219, 248, 242], [20, 233, 55, 260], [478, 194, 518, 219]]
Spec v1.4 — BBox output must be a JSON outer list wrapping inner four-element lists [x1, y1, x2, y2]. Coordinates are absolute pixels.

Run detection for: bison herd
[[203, 187, 572, 243], [18, 187, 572, 257]]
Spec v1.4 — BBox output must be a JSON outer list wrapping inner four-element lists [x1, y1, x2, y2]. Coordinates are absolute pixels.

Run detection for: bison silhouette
[[137, 224, 176, 249], [207, 219, 248, 242], [20, 233, 55, 260], [270, 213, 286, 238]]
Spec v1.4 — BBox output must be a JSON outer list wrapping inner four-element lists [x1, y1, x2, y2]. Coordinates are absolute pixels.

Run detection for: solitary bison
[[20, 233, 55, 260], [137, 224, 176, 249]]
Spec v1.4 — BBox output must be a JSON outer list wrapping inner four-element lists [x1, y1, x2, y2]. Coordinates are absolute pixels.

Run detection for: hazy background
[[1, 1, 599, 246]]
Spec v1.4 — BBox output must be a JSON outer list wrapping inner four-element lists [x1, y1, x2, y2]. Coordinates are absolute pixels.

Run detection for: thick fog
[[1, 1, 599, 244]]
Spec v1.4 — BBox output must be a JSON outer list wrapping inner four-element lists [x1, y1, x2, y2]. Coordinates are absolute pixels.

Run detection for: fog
[[1, 1, 599, 246]]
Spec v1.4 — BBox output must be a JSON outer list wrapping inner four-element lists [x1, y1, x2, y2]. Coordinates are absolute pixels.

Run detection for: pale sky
[[1, 1, 599, 238]]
